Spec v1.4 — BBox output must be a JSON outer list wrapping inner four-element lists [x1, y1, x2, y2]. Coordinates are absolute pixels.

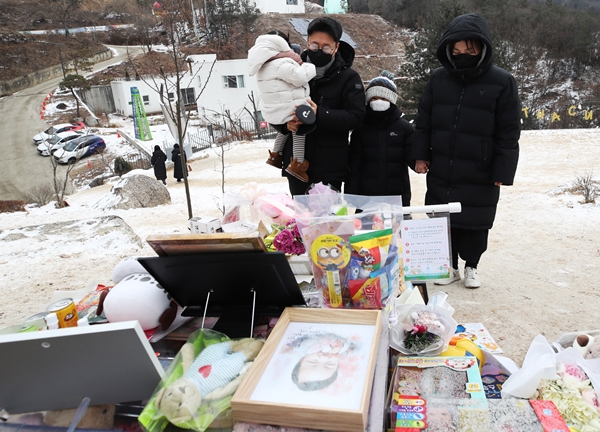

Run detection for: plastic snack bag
[[295, 190, 403, 309]]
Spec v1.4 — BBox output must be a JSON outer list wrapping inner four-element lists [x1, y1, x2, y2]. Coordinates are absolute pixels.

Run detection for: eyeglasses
[[307, 42, 335, 55]]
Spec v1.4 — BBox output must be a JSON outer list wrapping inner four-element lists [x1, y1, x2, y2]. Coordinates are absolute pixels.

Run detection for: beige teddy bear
[[573, 334, 600, 359], [154, 338, 263, 424]]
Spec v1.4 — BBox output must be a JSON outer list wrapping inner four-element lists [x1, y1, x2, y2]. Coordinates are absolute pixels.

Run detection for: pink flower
[[291, 240, 306, 255], [273, 230, 294, 250], [563, 363, 587, 381], [582, 389, 600, 409]]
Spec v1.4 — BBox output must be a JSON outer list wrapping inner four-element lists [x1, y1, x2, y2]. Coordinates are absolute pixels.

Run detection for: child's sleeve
[[278, 62, 317, 87]]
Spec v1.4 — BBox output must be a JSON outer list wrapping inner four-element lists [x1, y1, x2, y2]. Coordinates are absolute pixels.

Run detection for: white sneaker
[[464, 267, 481, 289], [434, 268, 461, 285]]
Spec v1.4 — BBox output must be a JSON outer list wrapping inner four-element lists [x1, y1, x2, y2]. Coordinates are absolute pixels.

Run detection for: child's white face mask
[[370, 100, 390, 111]]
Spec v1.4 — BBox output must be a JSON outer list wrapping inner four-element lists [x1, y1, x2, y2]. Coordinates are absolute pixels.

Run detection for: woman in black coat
[[151, 145, 167, 185], [171, 143, 186, 183], [346, 71, 415, 207], [412, 13, 520, 289]]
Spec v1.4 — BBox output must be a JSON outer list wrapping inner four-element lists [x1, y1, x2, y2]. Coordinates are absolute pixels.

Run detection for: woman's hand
[[415, 160, 430, 174], [494, 181, 503, 186]]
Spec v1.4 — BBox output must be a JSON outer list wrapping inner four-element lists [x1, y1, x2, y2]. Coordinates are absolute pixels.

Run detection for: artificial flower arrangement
[[535, 362, 600, 431], [401, 310, 446, 353], [390, 304, 458, 356], [264, 219, 306, 256]]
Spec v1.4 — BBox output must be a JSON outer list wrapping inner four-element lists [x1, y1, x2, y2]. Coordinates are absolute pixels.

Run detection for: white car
[[53, 134, 106, 164], [32, 122, 85, 144], [37, 131, 83, 156]]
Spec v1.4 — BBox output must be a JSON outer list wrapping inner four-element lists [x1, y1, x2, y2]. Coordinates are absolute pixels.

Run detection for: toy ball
[[112, 256, 149, 283], [103, 273, 170, 330]]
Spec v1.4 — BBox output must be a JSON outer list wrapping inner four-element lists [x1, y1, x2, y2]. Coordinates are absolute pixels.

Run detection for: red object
[[529, 400, 569, 432], [259, 121, 268, 129], [87, 160, 92, 169], [198, 364, 211, 378], [117, 132, 121, 138]]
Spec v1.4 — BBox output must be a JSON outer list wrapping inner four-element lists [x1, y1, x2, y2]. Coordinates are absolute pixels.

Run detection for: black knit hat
[[365, 70, 398, 105], [307, 17, 343, 43]]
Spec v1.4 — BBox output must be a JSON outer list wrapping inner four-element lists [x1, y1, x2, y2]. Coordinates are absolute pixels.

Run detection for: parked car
[[37, 131, 83, 156], [53, 134, 106, 164], [32, 122, 85, 144]]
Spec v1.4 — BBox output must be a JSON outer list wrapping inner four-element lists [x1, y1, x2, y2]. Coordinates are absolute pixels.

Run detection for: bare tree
[[128, 0, 217, 220], [50, 155, 77, 208], [45, 0, 82, 36]]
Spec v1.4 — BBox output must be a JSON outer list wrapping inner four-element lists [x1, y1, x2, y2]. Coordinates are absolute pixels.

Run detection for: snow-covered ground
[[1, 127, 599, 366]]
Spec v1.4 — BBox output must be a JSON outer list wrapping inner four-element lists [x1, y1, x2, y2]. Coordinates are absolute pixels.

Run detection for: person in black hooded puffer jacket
[[412, 13, 520, 289], [346, 71, 415, 207]]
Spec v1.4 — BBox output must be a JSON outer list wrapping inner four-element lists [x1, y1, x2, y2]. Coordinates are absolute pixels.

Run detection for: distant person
[[346, 71, 415, 207], [171, 143, 186, 183], [412, 13, 520, 288], [248, 30, 317, 183], [272, 16, 366, 195], [151, 145, 167, 185]]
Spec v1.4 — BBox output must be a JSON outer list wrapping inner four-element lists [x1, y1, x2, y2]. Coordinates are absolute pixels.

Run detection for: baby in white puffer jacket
[[248, 30, 316, 183]]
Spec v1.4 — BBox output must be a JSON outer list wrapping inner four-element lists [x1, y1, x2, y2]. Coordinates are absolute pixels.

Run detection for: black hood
[[336, 40, 355, 68], [436, 13, 493, 77]]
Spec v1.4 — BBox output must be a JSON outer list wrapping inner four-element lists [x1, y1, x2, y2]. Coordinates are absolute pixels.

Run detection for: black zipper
[[448, 76, 466, 198]]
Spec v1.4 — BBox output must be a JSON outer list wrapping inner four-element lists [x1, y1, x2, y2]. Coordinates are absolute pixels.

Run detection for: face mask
[[452, 53, 481, 70], [370, 100, 391, 112], [307, 49, 333, 67]]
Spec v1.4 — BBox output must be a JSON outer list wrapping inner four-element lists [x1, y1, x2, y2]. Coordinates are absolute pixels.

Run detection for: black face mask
[[307, 49, 333, 67], [452, 53, 481, 70]]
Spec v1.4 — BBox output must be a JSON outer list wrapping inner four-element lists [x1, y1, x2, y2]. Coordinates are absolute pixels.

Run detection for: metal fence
[[188, 121, 279, 153], [122, 153, 152, 171]]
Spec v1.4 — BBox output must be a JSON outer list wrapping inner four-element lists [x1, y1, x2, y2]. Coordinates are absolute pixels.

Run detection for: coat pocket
[[477, 140, 494, 170]]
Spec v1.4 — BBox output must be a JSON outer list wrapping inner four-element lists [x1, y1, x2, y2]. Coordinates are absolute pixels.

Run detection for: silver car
[[37, 131, 83, 156]]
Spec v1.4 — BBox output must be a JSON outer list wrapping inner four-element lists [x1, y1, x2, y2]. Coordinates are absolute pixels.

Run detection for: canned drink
[[22, 312, 49, 331], [23, 312, 49, 323], [46, 298, 78, 328]]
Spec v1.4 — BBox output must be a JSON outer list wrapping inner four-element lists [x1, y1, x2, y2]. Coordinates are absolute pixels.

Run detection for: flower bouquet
[[535, 362, 600, 431], [264, 219, 306, 256], [390, 304, 457, 356]]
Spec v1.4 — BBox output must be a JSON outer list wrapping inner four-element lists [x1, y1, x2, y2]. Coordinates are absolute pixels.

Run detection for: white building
[[253, 0, 305, 14], [111, 79, 165, 117], [110, 54, 262, 123], [187, 53, 261, 123]]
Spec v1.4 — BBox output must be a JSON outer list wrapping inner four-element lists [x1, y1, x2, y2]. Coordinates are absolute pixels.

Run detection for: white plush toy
[[111, 256, 149, 283], [97, 257, 176, 331]]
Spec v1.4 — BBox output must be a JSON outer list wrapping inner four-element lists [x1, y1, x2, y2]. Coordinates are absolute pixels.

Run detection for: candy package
[[295, 187, 404, 309]]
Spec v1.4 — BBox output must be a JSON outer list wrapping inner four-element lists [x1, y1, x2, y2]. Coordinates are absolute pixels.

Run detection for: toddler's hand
[[273, 50, 302, 65]]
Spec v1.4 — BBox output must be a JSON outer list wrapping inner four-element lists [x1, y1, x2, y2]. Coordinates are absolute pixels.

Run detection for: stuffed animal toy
[[154, 338, 264, 424], [573, 334, 600, 359], [111, 256, 149, 283], [97, 256, 177, 331]]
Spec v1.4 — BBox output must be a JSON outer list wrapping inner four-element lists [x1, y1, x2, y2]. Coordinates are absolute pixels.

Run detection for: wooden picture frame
[[145, 233, 267, 256], [232, 308, 382, 432]]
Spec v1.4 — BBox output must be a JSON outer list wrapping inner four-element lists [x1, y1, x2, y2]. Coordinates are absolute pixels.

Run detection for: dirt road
[[0, 45, 143, 201]]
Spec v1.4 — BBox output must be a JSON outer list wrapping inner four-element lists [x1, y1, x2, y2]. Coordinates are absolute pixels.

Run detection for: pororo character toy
[[154, 338, 264, 423]]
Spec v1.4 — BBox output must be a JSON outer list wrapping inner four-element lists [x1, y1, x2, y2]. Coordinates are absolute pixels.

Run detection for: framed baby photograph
[[231, 308, 382, 432]]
